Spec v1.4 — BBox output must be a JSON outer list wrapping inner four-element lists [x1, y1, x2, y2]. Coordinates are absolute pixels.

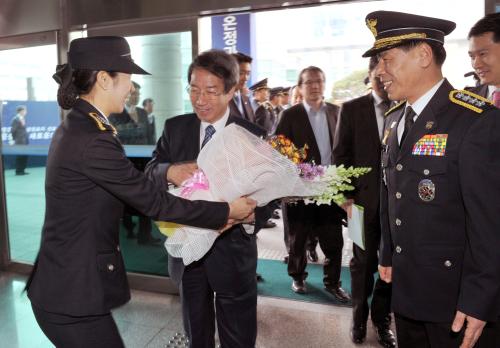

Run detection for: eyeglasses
[[186, 86, 224, 99], [303, 79, 325, 86]]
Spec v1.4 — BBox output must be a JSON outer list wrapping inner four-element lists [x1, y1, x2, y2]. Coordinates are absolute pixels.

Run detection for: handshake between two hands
[[167, 162, 257, 233]]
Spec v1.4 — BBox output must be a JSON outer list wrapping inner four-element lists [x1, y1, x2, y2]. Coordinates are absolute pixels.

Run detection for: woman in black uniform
[[26, 36, 255, 348]]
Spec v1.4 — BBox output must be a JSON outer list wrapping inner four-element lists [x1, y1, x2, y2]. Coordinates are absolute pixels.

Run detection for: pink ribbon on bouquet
[[179, 170, 210, 198]]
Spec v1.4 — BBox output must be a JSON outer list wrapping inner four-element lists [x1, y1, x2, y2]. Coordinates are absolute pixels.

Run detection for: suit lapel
[[189, 115, 201, 156], [365, 94, 382, 148], [397, 80, 452, 162], [242, 94, 255, 122], [387, 108, 403, 165], [325, 104, 337, 148]]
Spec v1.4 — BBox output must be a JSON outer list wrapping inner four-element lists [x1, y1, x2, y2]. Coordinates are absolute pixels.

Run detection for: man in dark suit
[[333, 57, 395, 347], [230, 52, 255, 123], [10, 105, 29, 175], [275, 66, 350, 302], [364, 10, 500, 348], [145, 50, 270, 348], [467, 13, 500, 104]]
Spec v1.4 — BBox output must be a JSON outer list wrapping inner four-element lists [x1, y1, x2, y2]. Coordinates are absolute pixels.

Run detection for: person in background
[[290, 85, 303, 105], [110, 82, 157, 244], [10, 105, 29, 175], [230, 52, 256, 122], [25, 37, 255, 348], [249, 78, 270, 113], [280, 86, 291, 109], [467, 12, 500, 103], [364, 10, 500, 348], [276, 66, 350, 303], [255, 87, 281, 136], [142, 97, 156, 143], [333, 56, 395, 347]]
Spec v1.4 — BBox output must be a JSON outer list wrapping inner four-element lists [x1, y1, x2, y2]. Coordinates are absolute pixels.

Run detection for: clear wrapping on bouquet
[[161, 124, 327, 265]]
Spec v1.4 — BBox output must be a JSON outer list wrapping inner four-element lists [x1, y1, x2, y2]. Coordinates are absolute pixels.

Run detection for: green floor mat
[[257, 259, 352, 306]]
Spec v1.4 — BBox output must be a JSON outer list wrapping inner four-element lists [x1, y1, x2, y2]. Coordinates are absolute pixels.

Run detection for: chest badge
[[418, 179, 435, 202], [425, 121, 434, 130]]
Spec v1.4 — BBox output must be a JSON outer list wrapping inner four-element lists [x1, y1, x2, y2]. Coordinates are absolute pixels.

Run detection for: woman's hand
[[228, 197, 257, 221]]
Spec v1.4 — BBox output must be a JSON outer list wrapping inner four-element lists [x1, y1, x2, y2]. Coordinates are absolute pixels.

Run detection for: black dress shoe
[[272, 210, 280, 219], [262, 220, 276, 228], [373, 322, 396, 348], [350, 323, 367, 344], [324, 285, 351, 302], [291, 280, 307, 294], [307, 249, 318, 262]]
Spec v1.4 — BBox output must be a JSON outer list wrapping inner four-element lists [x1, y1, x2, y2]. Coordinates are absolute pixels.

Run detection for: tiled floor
[[0, 272, 389, 348]]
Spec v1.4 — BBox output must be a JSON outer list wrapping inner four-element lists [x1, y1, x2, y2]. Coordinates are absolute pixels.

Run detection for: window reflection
[[0, 44, 57, 263]]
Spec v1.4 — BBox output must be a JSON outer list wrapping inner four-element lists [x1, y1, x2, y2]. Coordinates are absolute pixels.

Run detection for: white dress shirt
[[397, 79, 444, 144]]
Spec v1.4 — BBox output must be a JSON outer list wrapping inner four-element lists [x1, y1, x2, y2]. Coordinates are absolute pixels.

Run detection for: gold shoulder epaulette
[[449, 89, 492, 114], [88, 112, 117, 135], [385, 100, 405, 116]]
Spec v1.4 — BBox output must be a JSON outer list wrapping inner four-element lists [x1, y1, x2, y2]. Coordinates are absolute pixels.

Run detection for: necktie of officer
[[201, 125, 216, 149], [492, 90, 500, 108], [400, 106, 416, 147]]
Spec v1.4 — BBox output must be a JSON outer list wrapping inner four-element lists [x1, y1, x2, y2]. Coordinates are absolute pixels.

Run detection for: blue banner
[[211, 13, 251, 55], [1, 100, 60, 146]]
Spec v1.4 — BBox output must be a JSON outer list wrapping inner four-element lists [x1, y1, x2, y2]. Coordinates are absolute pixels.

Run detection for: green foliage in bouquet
[[308, 165, 372, 206]]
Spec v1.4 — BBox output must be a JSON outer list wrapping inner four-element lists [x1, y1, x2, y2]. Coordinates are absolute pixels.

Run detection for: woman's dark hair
[[57, 69, 118, 110]]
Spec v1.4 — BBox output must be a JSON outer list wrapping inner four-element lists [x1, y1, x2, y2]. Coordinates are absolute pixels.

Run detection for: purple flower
[[297, 163, 325, 180]]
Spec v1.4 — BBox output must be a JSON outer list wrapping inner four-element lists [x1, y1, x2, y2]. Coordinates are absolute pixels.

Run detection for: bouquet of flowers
[[267, 135, 371, 206], [157, 124, 370, 265]]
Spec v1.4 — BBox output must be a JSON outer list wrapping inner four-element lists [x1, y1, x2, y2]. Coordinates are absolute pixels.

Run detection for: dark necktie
[[400, 106, 415, 147], [201, 125, 216, 149]]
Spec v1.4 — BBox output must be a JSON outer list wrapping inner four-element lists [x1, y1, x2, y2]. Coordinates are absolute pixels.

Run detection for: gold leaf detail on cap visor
[[367, 19, 378, 37]]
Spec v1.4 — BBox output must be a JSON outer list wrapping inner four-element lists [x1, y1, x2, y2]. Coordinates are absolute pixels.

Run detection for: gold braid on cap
[[366, 19, 378, 37], [374, 33, 427, 49]]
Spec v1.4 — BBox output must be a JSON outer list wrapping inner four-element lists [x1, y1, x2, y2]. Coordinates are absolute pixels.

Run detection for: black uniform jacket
[[333, 93, 382, 225], [379, 79, 500, 322], [27, 99, 228, 316], [275, 102, 339, 164]]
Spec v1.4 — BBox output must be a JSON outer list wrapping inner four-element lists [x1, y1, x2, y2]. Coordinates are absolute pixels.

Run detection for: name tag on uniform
[[412, 134, 448, 156]]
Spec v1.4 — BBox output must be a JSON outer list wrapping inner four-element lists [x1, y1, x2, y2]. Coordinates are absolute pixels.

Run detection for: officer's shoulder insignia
[[385, 100, 405, 116], [449, 90, 492, 114], [88, 112, 117, 135]]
